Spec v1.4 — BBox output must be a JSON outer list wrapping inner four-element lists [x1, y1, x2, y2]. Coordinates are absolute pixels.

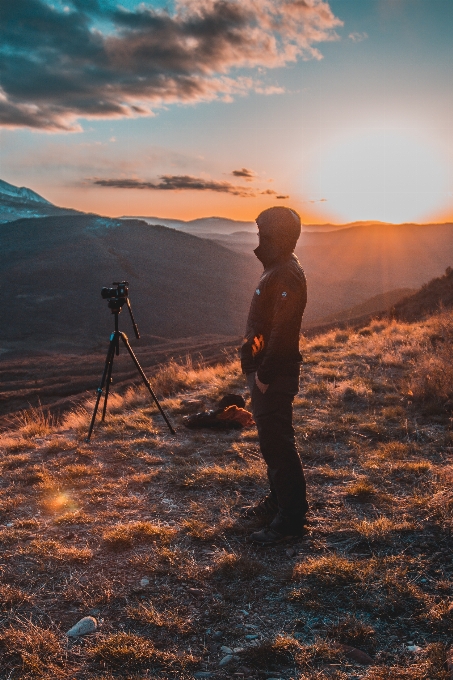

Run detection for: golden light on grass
[[2, 310, 453, 678], [42, 490, 78, 514]]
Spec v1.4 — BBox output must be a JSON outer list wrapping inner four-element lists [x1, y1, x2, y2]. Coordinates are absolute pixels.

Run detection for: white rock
[[219, 655, 234, 666], [407, 645, 422, 653], [220, 646, 233, 654], [66, 616, 97, 637], [140, 578, 150, 587]]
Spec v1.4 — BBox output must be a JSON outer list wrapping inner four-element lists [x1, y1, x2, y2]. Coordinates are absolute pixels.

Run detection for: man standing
[[241, 206, 308, 545]]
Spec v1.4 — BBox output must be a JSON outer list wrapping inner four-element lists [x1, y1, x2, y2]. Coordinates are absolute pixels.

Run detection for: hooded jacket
[[240, 208, 307, 384]]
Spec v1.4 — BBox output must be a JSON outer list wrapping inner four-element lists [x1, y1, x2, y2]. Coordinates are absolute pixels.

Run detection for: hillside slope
[[0, 215, 261, 352], [316, 287, 416, 326], [183, 221, 453, 325], [391, 267, 453, 322], [296, 222, 453, 324], [0, 310, 452, 678]]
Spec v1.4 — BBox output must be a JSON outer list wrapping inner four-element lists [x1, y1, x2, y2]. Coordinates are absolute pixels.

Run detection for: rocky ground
[[0, 312, 452, 679]]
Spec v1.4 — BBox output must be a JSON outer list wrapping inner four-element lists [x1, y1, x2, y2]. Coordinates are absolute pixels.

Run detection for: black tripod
[[86, 284, 175, 441]]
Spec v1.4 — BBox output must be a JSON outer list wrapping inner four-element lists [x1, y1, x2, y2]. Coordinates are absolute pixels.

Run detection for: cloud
[[232, 168, 255, 181], [91, 174, 258, 197], [91, 172, 291, 198], [0, 0, 343, 130], [348, 32, 368, 42]]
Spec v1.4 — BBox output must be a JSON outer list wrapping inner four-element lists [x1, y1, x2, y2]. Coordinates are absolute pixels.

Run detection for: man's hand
[[255, 374, 269, 393]]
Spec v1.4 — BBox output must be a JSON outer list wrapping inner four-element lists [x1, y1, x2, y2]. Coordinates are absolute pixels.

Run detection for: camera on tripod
[[101, 281, 129, 312], [86, 280, 175, 440]]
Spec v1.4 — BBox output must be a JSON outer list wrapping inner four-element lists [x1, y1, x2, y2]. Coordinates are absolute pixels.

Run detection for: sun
[[316, 128, 449, 223]]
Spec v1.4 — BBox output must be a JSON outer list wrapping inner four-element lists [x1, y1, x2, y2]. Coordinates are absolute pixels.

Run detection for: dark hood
[[254, 206, 301, 267]]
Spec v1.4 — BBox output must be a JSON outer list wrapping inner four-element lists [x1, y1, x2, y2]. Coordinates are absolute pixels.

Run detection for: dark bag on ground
[[182, 394, 254, 430]]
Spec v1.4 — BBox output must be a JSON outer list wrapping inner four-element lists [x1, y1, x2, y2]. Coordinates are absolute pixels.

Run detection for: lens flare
[[43, 491, 77, 514], [316, 129, 449, 223]]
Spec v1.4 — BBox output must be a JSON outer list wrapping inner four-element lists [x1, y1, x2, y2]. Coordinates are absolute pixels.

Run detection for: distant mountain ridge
[[2, 178, 453, 352], [0, 179, 51, 204], [0, 214, 261, 352], [0, 178, 80, 223], [122, 215, 257, 235]]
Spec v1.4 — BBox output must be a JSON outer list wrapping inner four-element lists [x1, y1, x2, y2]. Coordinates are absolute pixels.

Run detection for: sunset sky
[[0, 0, 452, 224]]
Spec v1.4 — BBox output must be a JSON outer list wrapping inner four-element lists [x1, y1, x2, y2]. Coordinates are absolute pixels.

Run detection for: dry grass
[[102, 520, 176, 549], [1, 311, 453, 678]]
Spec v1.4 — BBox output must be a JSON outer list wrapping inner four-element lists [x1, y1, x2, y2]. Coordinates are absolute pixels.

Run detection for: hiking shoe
[[249, 527, 299, 545], [240, 495, 278, 520]]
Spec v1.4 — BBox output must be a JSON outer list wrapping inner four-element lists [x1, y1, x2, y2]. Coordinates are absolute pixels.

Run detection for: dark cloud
[[232, 168, 255, 181], [0, 0, 342, 130], [91, 174, 257, 197]]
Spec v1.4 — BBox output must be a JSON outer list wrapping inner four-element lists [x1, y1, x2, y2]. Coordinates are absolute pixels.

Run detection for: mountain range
[[1, 179, 453, 355]]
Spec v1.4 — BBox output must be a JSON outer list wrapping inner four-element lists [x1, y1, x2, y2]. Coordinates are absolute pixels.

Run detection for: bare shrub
[[13, 402, 57, 437], [408, 311, 453, 404]]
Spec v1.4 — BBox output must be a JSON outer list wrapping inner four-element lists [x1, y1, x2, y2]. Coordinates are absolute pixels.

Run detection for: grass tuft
[[102, 520, 175, 550]]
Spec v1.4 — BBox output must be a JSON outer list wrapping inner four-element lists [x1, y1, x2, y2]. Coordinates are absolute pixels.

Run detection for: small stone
[[240, 609, 250, 616], [213, 630, 223, 639], [140, 578, 149, 587], [219, 654, 234, 666], [245, 634, 259, 640], [66, 616, 97, 637], [220, 646, 233, 654], [233, 647, 244, 653], [286, 548, 296, 557], [194, 673, 213, 678], [407, 645, 422, 653], [189, 588, 204, 596]]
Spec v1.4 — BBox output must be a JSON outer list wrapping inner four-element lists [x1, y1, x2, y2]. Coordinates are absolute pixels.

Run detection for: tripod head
[[101, 280, 140, 339]]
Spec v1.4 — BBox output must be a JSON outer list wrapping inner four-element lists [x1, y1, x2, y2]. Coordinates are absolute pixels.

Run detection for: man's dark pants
[[247, 373, 308, 534]]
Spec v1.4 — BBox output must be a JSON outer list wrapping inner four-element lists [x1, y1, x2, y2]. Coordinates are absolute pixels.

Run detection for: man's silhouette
[[241, 206, 308, 544]]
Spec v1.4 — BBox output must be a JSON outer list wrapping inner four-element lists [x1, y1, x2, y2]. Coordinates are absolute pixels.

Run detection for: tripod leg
[[101, 349, 115, 422], [119, 332, 176, 435], [86, 337, 116, 441]]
